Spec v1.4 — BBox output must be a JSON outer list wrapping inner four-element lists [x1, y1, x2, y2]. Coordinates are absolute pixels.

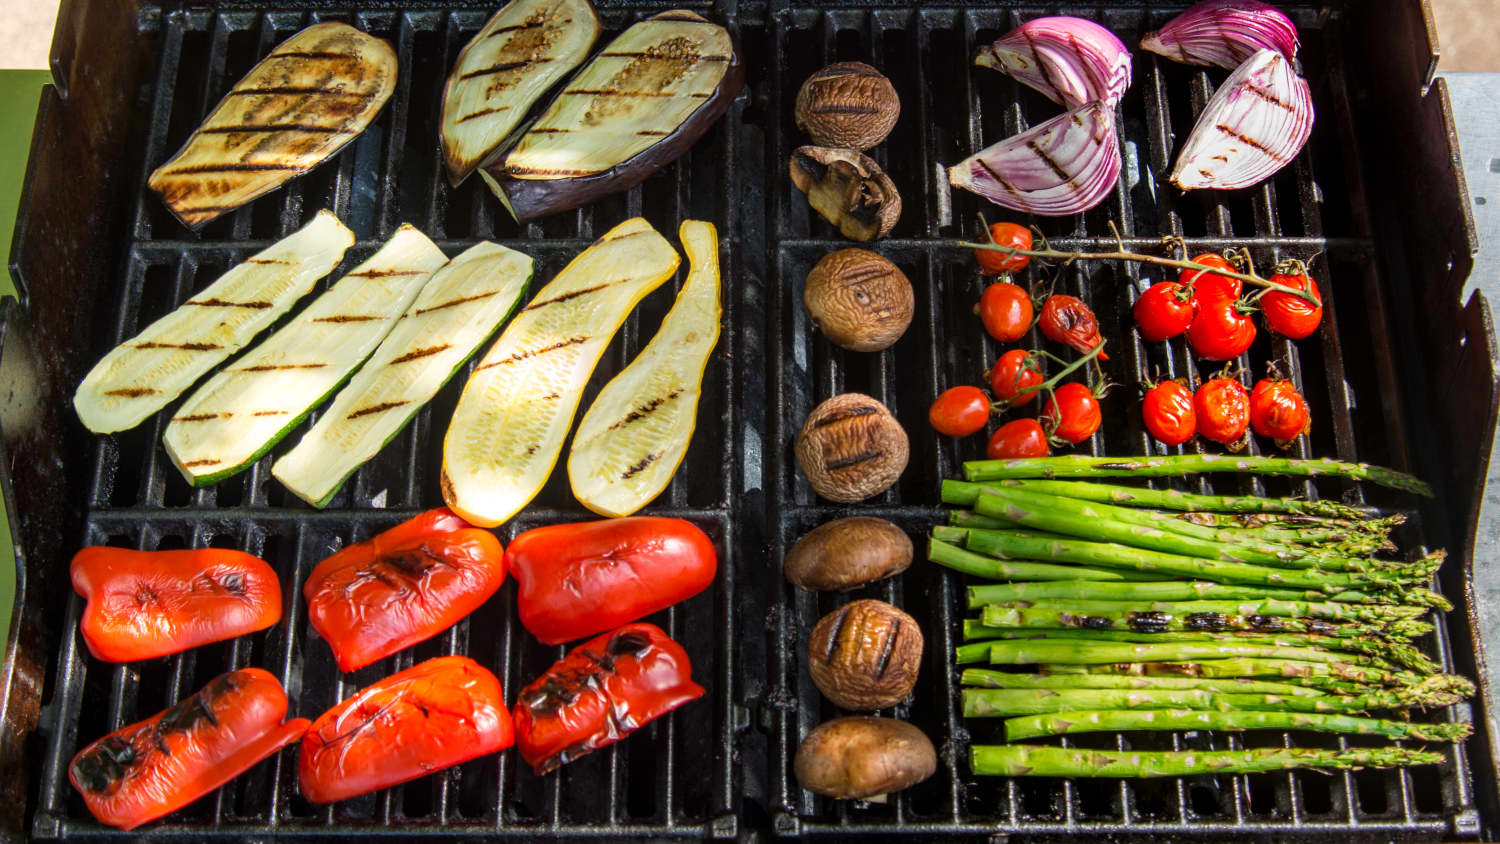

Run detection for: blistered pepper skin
[[68, 668, 308, 830], [298, 655, 513, 804], [304, 508, 505, 672], [514, 623, 704, 775], [71, 547, 283, 663]]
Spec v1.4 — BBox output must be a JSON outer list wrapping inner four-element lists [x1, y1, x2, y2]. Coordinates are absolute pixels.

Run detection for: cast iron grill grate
[[19, 1, 1486, 841]]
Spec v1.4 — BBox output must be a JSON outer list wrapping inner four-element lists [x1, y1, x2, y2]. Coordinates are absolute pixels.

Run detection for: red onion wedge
[[1142, 0, 1300, 70], [975, 16, 1132, 108], [1169, 49, 1312, 191], [948, 101, 1121, 217]]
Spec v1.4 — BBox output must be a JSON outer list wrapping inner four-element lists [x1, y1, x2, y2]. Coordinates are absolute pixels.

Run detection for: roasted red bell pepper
[[71, 546, 282, 663], [304, 508, 505, 672], [514, 622, 704, 774], [505, 517, 716, 645], [69, 668, 308, 830], [298, 655, 512, 803]]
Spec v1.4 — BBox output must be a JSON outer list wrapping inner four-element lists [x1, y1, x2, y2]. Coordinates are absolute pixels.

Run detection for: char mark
[[347, 400, 411, 420], [388, 344, 452, 364], [823, 449, 884, 471], [413, 290, 497, 316]]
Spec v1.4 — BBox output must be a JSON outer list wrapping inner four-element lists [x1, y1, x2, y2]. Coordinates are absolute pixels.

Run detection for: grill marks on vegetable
[[475, 335, 590, 370]]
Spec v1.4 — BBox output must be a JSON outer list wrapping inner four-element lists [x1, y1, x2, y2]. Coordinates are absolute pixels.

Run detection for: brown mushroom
[[789, 146, 901, 241], [785, 517, 913, 591], [795, 393, 909, 503], [794, 62, 901, 150], [808, 599, 922, 710], [794, 716, 936, 800], [803, 249, 913, 352]]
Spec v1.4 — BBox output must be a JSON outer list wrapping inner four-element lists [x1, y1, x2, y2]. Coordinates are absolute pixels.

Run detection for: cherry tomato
[[1250, 377, 1311, 445], [1194, 376, 1250, 446], [1041, 383, 1102, 444], [977, 282, 1034, 343], [1039, 295, 1109, 359], [1187, 297, 1257, 361], [1178, 253, 1239, 299], [1142, 380, 1197, 445], [1262, 271, 1323, 339], [1133, 281, 1197, 342], [989, 349, 1043, 406], [986, 419, 1051, 458], [974, 222, 1032, 275], [929, 386, 992, 437]]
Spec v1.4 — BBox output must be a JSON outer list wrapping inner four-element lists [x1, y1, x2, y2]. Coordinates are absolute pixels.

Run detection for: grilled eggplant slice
[[74, 210, 355, 434], [441, 0, 600, 187], [148, 23, 397, 230], [480, 10, 743, 222], [164, 225, 447, 487], [272, 242, 534, 508], [567, 220, 721, 517], [443, 218, 680, 527]]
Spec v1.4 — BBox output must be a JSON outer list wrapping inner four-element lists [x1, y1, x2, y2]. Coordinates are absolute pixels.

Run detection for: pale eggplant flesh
[[480, 10, 743, 222], [148, 23, 397, 230], [440, 0, 601, 187]]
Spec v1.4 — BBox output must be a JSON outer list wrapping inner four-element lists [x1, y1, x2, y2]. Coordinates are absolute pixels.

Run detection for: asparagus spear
[[1056, 659, 1426, 689], [956, 642, 994, 664], [928, 538, 1158, 582], [969, 580, 1354, 608], [988, 640, 1414, 674], [971, 744, 1444, 778], [960, 669, 1327, 696], [960, 455, 1433, 497], [1004, 708, 1470, 742], [943, 478, 1376, 519], [980, 598, 1428, 624], [961, 619, 1437, 648], [1179, 511, 1405, 534], [963, 677, 1470, 717], [949, 510, 1015, 531]]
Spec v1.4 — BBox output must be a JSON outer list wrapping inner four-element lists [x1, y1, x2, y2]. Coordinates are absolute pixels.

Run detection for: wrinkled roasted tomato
[[71, 547, 282, 663], [69, 668, 308, 830], [1038, 295, 1108, 360], [514, 623, 704, 775], [305, 508, 504, 672], [506, 518, 717, 645], [298, 656, 512, 804]]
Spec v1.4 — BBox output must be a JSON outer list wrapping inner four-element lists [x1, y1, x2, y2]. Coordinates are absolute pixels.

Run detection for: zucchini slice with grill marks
[[479, 10, 743, 222], [440, 0, 600, 187], [272, 241, 534, 507], [442, 217, 680, 527], [74, 210, 355, 434], [567, 220, 721, 516], [163, 224, 447, 487]]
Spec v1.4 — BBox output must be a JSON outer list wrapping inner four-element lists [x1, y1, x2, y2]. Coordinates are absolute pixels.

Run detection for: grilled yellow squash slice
[[442, 217, 680, 527], [74, 210, 354, 434], [567, 220, 720, 516], [148, 22, 397, 229], [440, 0, 600, 186]]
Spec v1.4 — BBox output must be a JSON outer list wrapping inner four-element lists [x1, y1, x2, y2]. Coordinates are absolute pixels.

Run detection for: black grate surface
[[19, 0, 1487, 841]]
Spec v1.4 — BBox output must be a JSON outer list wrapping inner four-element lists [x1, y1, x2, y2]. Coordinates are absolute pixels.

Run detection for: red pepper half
[[71, 547, 282, 663], [69, 668, 308, 830], [298, 655, 513, 803], [514, 623, 704, 775], [304, 508, 505, 672], [505, 517, 716, 645]]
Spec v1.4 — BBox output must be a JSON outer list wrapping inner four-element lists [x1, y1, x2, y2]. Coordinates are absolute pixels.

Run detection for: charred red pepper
[[69, 668, 308, 830], [514, 623, 704, 775], [71, 547, 282, 663], [304, 508, 505, 672], [298, 656, 512, 803], [505, 517, 716, 645]]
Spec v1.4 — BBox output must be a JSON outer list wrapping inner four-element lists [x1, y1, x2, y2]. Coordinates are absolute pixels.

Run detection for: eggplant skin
[[480, 16, 743, 223]]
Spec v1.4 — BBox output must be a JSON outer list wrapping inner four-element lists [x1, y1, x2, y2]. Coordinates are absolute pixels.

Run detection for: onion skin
[[948, 101, 1121, 217], [1168, 49, 1313, 191], [1142, 0, 1300, 70], [975, 16, 1132, 108]]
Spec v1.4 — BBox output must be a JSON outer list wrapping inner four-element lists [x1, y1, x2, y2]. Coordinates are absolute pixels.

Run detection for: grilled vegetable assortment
[[148, 23, 396, 229]]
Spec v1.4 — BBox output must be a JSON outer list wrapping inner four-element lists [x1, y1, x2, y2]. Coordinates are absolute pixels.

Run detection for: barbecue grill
[[1, 0, 1495, 839]]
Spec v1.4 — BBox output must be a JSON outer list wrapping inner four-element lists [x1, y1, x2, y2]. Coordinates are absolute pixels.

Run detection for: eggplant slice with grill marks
[[440, 0, 600, 187], [148, 22, 397, 230], [480, 10, 743, 222]]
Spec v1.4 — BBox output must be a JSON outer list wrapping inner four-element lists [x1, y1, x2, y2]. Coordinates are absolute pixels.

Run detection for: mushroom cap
[[795, 393, 909, 503], [789, 146, 902, 241], [807, 599, 923, 711], [785, 516, 913, 591], [795, 62, 901, 150], [803, 249, 914, 352], [794, 716, 937, 800]]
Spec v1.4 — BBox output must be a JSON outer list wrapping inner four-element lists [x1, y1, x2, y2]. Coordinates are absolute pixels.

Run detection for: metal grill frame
[[1, 0, 1496, 840]]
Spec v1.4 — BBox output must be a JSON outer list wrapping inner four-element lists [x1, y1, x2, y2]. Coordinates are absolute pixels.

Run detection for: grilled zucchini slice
[[272, 242, 534, 507], [148, 22, 397, 230], [567, 220, 721, 516], [163, 225, 447, 487], [480, 10, 743, 222], [74, 210, 355, 434], [442, 217, 680, 527], [440, 0, 600, 186]]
